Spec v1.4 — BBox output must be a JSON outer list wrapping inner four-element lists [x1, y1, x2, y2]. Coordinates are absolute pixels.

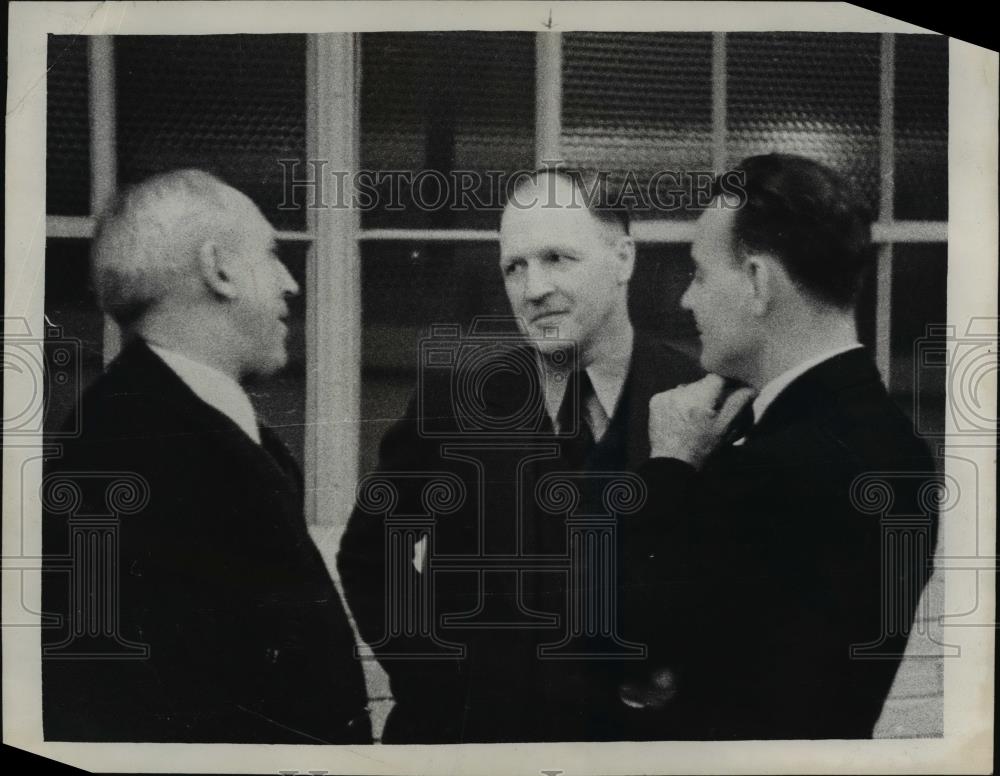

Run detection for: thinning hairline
[[500, 200, 628, 258], [510, 171, 627, 229]]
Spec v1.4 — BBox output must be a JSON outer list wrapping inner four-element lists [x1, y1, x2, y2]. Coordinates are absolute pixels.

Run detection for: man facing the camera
[[338, 168, 700, 742]]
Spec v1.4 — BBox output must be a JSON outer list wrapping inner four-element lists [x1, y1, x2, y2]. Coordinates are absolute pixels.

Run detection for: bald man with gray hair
[[43, 170, 371, 743], [92, 168, 298, 380]]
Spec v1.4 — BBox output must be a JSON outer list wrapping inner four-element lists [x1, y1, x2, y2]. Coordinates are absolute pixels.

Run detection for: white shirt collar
[[585, 363, 629, 421], [752, 343, 864, 426], [147, 342, 261, 444], [541, 346, 632, 435]]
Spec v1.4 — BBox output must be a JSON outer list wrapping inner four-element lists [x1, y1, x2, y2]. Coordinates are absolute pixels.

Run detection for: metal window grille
[[44, 31, 949, 520]]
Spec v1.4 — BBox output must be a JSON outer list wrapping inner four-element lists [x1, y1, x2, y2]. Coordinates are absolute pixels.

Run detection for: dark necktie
[[557, 369, 596, 467], [724, 400, 757, 447]]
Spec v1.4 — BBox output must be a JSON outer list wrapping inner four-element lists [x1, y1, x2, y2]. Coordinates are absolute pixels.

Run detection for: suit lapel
[[480, 344, 552, 434], [750, 347, 883, 441], [109, 341, 301, 504], [259, 425, 304, 496], [622, 334, 698, 471]]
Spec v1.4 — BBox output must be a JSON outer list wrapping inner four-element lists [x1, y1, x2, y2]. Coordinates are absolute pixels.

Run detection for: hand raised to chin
[[648, 374, 756, 469]]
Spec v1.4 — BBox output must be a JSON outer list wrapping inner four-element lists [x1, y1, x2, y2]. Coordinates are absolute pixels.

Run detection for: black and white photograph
[[3, 2, 996, 774]]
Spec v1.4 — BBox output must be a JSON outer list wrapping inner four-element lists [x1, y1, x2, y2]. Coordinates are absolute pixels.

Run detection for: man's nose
[[280, 262, 300, 297], [679, 281, 694, 311], [523, 262, 554, 301]]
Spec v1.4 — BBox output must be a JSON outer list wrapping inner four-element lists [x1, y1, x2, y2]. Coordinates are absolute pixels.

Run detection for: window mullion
[[89, 35, 120, 365], [875, 33, 896, 385], [535, 32, 562, 167], [711, 32, 727, 174], [305, 33, 361, 529]]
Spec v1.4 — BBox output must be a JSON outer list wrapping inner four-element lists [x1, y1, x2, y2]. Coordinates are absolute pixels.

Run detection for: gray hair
[[91, 169, 246, 326]]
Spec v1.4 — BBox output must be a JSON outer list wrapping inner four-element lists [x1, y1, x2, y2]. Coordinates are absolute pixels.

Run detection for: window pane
[[44, 239, 104, 434], [246, 241, 308, 469], [631, 244, 699, 357], [894, 35, 948, 221], [115, 35, 307, 230], [47, 35, 90, 216], [359, 240, 507, 475], [562, 32, 713, 221], [727, 33, 881, 216], [360, 32, 535, 230], [890, 244, 947, 439]]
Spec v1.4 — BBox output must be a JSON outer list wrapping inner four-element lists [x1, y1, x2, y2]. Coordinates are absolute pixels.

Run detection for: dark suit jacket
[[42, 341, 370, 743], [629, 348, 938, 739], [337, 330, 701, 742]]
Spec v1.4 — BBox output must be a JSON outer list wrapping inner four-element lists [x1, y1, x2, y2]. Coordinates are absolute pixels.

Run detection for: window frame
[[44, 32, 949, 526]]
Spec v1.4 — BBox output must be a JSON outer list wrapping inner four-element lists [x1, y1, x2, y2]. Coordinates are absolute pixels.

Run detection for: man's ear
[[614, 235, 636, 285], [196, 241, 238, 300], [743, 254, 776, 317]]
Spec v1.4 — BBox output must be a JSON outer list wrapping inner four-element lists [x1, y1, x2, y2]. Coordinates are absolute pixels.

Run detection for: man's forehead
[[229, 192, 271, 229], [212, 196, 273, 249], [500, 199, 602, 252], [226, 188, 260, 217], [501, 176, 606, 223], [698, 202, 734, 237], [501, 194, 595, 223], [692, 204, 736, 259]]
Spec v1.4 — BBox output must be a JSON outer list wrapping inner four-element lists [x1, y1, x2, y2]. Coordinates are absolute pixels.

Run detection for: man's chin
[[697, 350, 723, 376], [699, 354, 742, 382], [243, 351, 288, 382], [527, 333, 574, 356], [522, 321, 575, 348]]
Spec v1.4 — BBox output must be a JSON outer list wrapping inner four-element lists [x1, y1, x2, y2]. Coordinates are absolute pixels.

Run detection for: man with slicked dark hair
[[626, 154, 937, 738]]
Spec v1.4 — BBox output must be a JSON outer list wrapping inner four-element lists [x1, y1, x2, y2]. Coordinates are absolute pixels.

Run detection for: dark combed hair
[[506, 166, 631, 237], [713, 153, 873, 308]]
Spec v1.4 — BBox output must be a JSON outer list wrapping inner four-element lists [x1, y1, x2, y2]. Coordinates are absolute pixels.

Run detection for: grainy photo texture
[[4, 3, 996, 775]]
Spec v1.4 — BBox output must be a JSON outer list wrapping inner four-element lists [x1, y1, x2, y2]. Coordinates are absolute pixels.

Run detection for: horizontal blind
[[361, 32, 535, 230], [47, 35, 91, 216], [115, 35, 308, 230], [894, 35, 948, 221], [562, 32, 714, 221], [727, 33, 882, 215]]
